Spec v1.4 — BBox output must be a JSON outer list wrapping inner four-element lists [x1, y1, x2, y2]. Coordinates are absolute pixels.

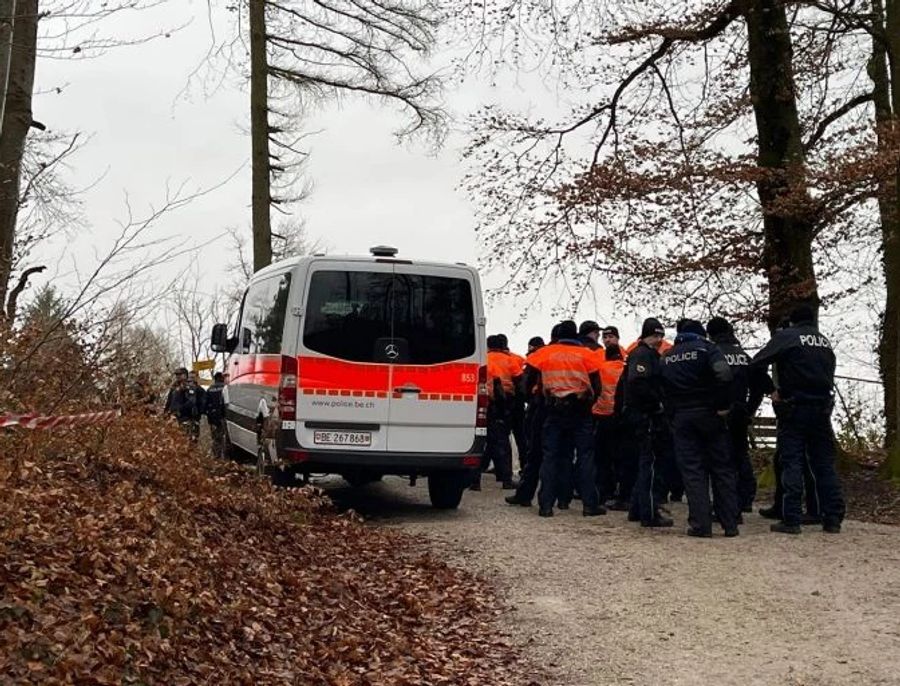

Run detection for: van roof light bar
[[370, 245, 398, 257]]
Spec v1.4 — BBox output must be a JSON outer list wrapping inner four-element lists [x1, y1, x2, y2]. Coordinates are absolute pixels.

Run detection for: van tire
[[428, 472, 467, 510]]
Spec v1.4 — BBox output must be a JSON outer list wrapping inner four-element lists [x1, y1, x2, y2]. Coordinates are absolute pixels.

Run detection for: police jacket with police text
[[711, 334, 773, 415], [751, 322, 835, 401], [660, 333, 733, 412], [623, 341, 662, 414]]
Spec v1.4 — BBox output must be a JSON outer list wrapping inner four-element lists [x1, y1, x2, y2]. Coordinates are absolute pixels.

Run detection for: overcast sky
[[29, 1, 651, 356]]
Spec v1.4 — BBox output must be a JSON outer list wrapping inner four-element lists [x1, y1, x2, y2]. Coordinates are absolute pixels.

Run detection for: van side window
[[238, 273, 292, 354]]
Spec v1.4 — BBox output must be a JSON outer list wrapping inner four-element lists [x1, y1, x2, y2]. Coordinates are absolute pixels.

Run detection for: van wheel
[[428, 472, 467, 510]]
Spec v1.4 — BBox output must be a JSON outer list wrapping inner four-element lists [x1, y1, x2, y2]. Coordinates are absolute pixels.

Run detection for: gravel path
[[322, 476, 900, 686]]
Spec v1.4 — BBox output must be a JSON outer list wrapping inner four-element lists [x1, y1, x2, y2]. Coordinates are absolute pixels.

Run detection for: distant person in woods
[[206, 372, 227, 458], [164, 367, 203, 442], [129, 372, 158, 414]]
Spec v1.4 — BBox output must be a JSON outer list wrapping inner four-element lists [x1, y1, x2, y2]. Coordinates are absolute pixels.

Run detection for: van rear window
[[303, 270, 476, 364]]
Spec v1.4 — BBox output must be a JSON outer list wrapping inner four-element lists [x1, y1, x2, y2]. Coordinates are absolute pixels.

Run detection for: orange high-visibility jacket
[[506, 351, 526, 375], [529, 343, 599, 398], [625, 338, 673, 357], [593, 355, 625, 416], [487, 350, 518, 398]]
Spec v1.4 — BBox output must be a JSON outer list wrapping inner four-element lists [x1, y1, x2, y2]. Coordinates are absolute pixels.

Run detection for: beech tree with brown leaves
[[456, 0, 899, 444]]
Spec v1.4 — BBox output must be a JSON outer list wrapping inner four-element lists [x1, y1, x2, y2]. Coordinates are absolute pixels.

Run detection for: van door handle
[[394, 385, 421, 394]]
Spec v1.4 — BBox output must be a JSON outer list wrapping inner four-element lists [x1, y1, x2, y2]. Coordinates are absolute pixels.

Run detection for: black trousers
[[480, 404, 513, 484], [539, 410, 598, 511], [654, 416, 683, 500], [594, 415, 619, 502], [514, 404, 545, 502], [727, 408, 757, 510], [777, 402, 845, 527], [770, 449, 820, 517], [672, 408, 739, 532], [511, 399, 527, 471], [627, 411, 659, 524]]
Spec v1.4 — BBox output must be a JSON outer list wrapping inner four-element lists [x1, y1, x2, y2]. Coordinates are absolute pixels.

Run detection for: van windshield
[[303, 270, 476, 364]]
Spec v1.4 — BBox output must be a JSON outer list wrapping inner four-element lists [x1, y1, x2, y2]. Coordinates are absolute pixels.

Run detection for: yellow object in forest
[[192, 359, 216, 386]]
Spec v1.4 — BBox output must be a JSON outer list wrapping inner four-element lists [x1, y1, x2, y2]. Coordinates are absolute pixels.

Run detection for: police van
[[210, 246, 487, 509]]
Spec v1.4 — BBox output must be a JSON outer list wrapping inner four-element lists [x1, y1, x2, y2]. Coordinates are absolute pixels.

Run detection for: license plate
[[313, 430, 372, 447]]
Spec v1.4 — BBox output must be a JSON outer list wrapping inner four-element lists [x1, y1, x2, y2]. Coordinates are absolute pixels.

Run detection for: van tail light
[[476, 364, 488, 428], [279, 355, 298, 422]]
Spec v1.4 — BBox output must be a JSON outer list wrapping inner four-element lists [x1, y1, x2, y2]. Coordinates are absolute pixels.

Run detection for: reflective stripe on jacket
[[531, 343, 597, 398]]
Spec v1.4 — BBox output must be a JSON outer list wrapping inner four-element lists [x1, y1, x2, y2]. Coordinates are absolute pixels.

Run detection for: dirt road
[[322, 476, 900, 686]]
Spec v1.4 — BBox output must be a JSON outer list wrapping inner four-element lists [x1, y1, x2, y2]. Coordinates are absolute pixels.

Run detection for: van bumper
[[277, 431, 484, 474]]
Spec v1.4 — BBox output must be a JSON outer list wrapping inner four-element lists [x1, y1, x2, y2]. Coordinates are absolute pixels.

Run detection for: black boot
[[759, 505, 780, 520], [583, 506, 607, 517], [770, 522, 801, 535], [505, 495, 531, 506], [686, 527, 712, 538], [539, 508, 553, 518], [642, 514, 674, 528]]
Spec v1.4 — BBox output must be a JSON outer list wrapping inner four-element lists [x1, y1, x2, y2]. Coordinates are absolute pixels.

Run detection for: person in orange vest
[[526, 320, 604, 517], [593, 335, 627, 509], [472, 334, 521, 491], [506, 331, 563, 507], [497, 333, 528, 474]]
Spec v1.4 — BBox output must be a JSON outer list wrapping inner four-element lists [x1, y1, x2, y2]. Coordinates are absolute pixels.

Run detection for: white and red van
[[210, 246, 487, 508]]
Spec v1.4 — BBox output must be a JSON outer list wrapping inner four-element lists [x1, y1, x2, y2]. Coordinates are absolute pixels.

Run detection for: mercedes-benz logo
[[385, 343, 399, 360]]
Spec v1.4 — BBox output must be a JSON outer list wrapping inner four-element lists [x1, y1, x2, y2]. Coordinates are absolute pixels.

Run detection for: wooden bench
[[750, 416, 777, 449]]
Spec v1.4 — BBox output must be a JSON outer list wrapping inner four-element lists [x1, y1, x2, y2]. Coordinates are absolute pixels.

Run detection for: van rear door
[[297, 264, 394, 451], [386, 265, 481, 453]]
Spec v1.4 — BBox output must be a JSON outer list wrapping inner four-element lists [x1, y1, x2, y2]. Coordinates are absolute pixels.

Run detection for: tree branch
[[804, 91, 875, 152], [4, 265, 46, 323]]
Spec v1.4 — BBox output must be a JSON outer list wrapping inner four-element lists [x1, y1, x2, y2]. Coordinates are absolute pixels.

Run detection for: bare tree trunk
[[744, 0, 819, 332], [0, 0, 36, 312], [872, 0, 900, 456], [250, 0, 272, 273], [0, 0, 16, 135]]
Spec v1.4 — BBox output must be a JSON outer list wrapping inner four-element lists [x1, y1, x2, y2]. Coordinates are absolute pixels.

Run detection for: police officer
[[474, 335, 520, 491], [506, 332, 556, 507], [624, 318, 673, 528], [661, 320, 738, 537], [707, 316, 773, 513], [206, 372, 227, 458], [752, 305, 845, 534], [528, 320, 603, 518], [593, 336, 625, 507], [757, 319, 821, 524], [164, 367, 203, 442], [497, 333, 528, 474]]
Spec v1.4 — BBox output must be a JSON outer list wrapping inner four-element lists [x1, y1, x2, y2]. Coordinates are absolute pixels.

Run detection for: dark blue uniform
[[711, 333, 773, 511], [752, 322, 845, 530], [623, 341, 667, 525], [661, 333, 738, 535], [206, 381, 227, 458]]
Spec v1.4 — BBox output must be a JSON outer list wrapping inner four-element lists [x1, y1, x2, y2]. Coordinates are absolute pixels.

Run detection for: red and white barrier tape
[[0, 409, 121, 430]]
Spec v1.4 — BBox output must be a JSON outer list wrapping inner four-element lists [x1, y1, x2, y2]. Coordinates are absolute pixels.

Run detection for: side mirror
[[210, 323, 232, 353]]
